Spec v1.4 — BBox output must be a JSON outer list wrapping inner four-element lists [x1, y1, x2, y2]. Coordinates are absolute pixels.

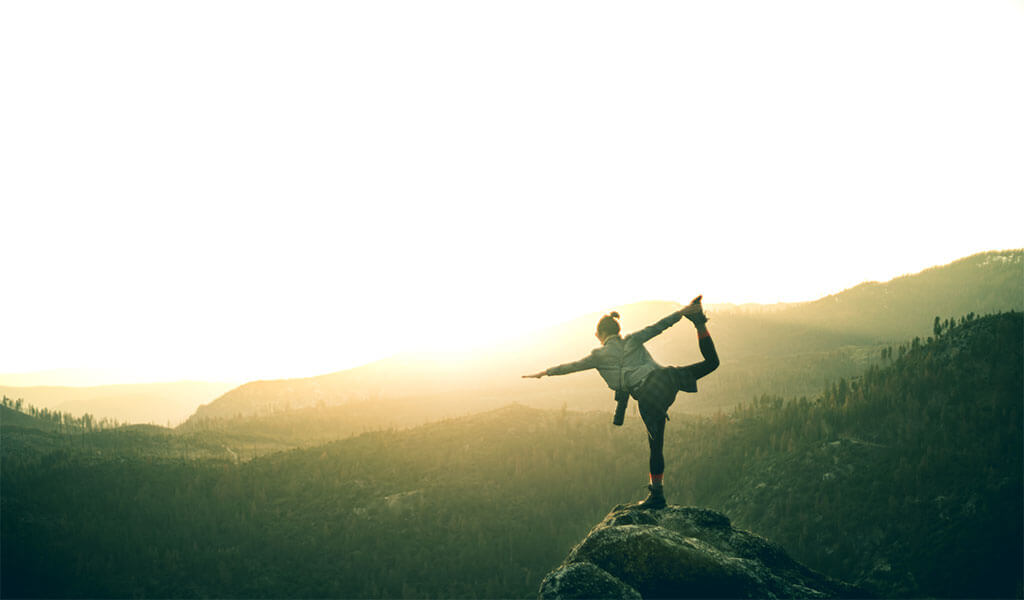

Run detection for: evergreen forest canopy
[[2, 310, 1021, 599]]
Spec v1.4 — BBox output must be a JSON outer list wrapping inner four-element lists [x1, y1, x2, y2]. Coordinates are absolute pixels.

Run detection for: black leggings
[[638, 333, 719, 476]]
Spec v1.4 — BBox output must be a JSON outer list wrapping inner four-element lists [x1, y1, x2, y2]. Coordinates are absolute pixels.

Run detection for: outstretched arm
[[631, 309, 686, 344], [522, 352, 596, 379], [631, 295, 705, 344]]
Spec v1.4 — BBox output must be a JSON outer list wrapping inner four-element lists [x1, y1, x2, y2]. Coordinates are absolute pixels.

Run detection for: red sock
[[650, 473, 664, 487]]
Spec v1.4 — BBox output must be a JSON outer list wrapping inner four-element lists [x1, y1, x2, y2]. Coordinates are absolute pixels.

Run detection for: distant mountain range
[[182, 249, 1023, 430], [4, 249, 1017, 429], [0, 381, 237, 427]]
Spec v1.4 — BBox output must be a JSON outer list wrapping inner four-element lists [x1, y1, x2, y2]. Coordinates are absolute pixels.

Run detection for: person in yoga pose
[[522, 296, 719, 509]]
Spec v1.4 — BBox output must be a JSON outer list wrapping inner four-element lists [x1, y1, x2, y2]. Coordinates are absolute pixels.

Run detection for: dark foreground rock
[[539, 505, 864, 599]]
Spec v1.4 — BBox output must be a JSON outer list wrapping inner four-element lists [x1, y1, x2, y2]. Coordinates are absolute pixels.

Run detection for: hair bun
[[609, 311, 620, 319]]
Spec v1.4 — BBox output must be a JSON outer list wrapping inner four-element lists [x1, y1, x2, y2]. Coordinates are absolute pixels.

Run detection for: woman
[[522, 296, 719, 509]]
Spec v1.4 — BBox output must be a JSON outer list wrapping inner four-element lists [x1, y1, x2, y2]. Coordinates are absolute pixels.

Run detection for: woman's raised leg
[[687, 322, 719, 379]]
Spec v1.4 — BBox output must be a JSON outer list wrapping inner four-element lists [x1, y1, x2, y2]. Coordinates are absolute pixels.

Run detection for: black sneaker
[[637, 485, 666, 510]]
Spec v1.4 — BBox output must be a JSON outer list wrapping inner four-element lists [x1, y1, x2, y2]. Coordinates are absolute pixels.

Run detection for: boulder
[[540, 505, 863, 599]]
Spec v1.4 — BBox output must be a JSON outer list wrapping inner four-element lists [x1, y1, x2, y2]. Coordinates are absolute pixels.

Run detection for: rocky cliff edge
[[539, 505, 864, 599]]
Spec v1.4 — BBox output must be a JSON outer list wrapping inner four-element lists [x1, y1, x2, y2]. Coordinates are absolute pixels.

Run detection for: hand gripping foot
[[682, 295, 708, 326]]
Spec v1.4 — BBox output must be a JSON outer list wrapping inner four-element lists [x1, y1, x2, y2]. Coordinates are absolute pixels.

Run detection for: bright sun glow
[[2, 1, 1022, 384]]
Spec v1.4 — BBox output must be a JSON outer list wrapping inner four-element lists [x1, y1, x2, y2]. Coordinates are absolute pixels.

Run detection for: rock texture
[[539, 505, 863, 599]]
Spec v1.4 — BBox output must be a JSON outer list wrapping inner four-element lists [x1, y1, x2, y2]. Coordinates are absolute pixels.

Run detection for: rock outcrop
[[539, 505, 863, 599]]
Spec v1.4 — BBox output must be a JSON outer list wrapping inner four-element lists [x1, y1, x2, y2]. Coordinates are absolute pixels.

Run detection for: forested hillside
[[3, 311, 1020, 598], [677, 310, 1023, 598]]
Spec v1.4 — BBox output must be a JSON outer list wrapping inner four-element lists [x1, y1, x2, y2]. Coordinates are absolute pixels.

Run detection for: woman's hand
[[521, 371, 546, 379]]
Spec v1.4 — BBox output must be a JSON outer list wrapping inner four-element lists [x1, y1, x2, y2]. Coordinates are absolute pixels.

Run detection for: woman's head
[[596, 311, 621, 341]]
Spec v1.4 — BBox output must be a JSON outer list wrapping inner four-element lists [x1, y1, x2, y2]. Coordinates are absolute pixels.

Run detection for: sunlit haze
[[2, 1, 1022, 384]]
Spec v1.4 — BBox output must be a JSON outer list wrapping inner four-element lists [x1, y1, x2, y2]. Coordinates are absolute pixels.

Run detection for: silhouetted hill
[[0, 404, 57, 432], [183, 249, 1023, 436], [0, 398, 292, 463]]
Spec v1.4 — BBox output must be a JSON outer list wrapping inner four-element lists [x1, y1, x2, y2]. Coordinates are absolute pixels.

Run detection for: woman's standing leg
[[639, 399, 667, 479], [636, 375, 672, 509]]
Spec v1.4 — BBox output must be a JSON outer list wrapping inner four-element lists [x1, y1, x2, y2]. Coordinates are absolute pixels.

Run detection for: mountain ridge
[[183, 248, 1023, 428], [0, 381, 237, 427]]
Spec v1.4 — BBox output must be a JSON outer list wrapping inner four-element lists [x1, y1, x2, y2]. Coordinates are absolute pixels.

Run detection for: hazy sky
[[3, 1, 1022, 384]]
